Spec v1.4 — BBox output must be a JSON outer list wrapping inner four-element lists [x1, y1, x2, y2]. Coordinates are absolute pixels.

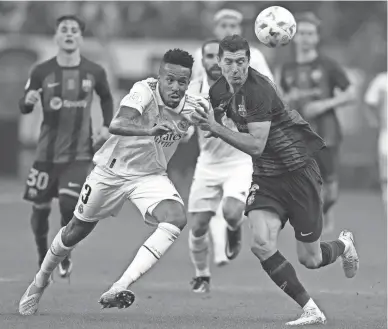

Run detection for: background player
[[185, 39, 252, 293], [195, 35, 359, 326], [278, 12, 355, 233], [192, 8, 274, 266], [364, 71, 387, 215], [19, 15, 113, 278], [19, 49, 207, 315]]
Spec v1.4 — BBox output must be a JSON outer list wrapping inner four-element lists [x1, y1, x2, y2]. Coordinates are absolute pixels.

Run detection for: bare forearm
[[321, 86, 355, 113], [211, 123, 263, 157]]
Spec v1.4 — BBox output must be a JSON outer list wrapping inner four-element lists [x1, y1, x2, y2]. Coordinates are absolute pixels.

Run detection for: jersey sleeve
[[364, 74, 384, 106], [327, 59, 350, 91], [245, 82, 273, 123], [19, 65, 42, 114], [94, 67, 114, 127], [119, 83, 153, 114]]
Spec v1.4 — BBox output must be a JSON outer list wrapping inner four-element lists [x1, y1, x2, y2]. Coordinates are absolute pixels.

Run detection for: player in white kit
[[186, 39, 272, 293], [364, 72, 387, 215], [191, 11, 274, 275], [19, 49, 205, 315]]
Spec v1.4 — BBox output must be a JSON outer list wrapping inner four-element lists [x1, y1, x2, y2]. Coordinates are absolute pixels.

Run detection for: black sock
[[261, 251, 310, 307], [320, 240, 345, 267], [30, 207, 50, 265]]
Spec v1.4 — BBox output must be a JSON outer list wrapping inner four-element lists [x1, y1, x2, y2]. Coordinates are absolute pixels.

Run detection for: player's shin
[[319, 240, 345, 267], [35, 227, 76, 287], [30, 205, 51, 265], [113, 223, 181, 289], [189, 229, 211, 277], [209, 214, 228, 265], [260, 250, 311, 308]]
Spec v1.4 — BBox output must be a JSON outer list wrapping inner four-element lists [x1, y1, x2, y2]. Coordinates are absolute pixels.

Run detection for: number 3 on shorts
[[81, 184, 92, 204]]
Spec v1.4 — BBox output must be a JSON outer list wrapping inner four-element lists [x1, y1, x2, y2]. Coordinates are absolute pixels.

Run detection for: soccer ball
[[254, 6, 297, 48]]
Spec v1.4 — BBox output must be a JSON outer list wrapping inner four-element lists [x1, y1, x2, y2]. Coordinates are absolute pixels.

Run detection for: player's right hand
[[25, 90, 42, 105], [149, 122, 175, 136]]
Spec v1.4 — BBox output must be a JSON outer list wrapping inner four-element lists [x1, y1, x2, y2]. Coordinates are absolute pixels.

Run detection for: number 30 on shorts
[[26, 168, 49, 190], [81, 184, 92, 204]]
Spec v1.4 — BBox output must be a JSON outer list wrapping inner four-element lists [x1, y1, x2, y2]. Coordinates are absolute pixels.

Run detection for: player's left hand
[[303, 100, 330, 119]]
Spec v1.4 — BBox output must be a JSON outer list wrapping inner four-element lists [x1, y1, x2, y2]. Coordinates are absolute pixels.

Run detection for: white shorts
[[74, 166, 183, 226], [188, 161, 252, 213]]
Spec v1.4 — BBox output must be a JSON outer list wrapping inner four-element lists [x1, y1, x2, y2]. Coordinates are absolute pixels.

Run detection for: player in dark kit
[[195, 35, 359, 326], [279, 12, 355, 233], [19, 15, 113, 279]]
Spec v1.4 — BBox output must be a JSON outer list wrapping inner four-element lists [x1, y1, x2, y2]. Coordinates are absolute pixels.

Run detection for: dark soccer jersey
[[280, 56, 350, 146], [209, 67, 326, 177], [20, 56, 113, 163]]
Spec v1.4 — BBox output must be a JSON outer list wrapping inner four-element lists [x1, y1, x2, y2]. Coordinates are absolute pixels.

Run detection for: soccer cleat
[[225, 225, 242, 260], [338, 230, 359, 278], [58, 256, 73, 280], [190, 276, 210, 293], [99, 285, 135, 309], [19, 278, 51, 316], [285, 308, 327, 326]]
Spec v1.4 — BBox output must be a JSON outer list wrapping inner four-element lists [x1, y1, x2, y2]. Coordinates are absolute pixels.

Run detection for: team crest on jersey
[[129, 91, 142, 104], [238, 104, 247, 117], [311, 69, 323, 83], [82, 79, 92, 92], [146, 78, 158, 92], [177, 119, 190, 131], [50, 97, 63, 110]]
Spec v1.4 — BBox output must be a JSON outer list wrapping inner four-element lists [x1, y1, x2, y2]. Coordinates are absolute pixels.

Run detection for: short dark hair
[[162, 48, 194, 70], [295, 12, 321, 27], [218, 35, 250, 60], [56, 15, 86, 33], [201, 39, 219, 55]]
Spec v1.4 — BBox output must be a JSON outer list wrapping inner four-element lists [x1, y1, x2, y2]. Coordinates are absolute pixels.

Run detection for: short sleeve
[[245, 82, 273, 123], [24, 65, 42, 93], [328, 59, 350, 91], [365, 75, 386, 106], [119, 83, 152, 114]]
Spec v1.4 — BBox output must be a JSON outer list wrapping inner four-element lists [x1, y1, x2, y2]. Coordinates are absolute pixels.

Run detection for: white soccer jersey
[[192, 46, 274, 82], [187, 77, 252, 168], [94, 78, 199, 177], [365, 72, 387, 133]]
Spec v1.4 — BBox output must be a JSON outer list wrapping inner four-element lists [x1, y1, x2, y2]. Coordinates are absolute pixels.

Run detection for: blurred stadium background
[[0, 2, 386, 328]]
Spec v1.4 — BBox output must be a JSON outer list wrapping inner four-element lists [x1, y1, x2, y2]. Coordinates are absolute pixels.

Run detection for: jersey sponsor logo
[[49, 97, 89, 110], [82, 79, 92, 92], [154, 132, 183, 147], [50, 97, 63, 110]]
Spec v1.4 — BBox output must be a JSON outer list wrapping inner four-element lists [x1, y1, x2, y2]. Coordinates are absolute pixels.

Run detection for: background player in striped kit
[[191, 9, 273, 267], [19, 15, 113, 279], [278, 12, 355, 233], [185, 39, 252, 293]]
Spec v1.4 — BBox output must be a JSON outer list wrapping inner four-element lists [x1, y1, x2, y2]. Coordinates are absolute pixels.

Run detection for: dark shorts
[[245, 159, 323, 243], [23, 160, 91, 203], [314, 146, 339, 183]]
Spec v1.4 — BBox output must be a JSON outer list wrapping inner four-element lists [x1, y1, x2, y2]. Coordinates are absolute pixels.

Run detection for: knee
[[154, 200, 187, 231], [222, 198, 244, 223], [298, 254, 322, 269], [251, 233, 277, 261], [191, 211, 213, 234]]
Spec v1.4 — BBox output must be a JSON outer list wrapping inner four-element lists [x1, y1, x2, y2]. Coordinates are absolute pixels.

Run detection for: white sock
[[303, 298, 319, 311], [188, 229, 211, 277], [209, 213, 228, 264], [114, 222, 181, 289], [35, 227, 75, 287]]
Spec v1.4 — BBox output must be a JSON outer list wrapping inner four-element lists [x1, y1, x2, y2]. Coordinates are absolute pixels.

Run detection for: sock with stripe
[[261, 250, 311, 308], [113, 223, 181, 289]]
